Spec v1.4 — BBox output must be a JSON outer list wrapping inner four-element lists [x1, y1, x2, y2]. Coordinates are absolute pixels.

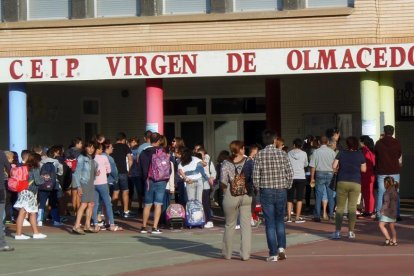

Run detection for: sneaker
[[37, 221, 43, 227], [53, 221, 64, 227], [114, 210, 122, 217], [140, 227, 148, 234], [123, 210, 135, 218], [15, 234, 30, 240], [33, 233, 47, 239], [278, 248, 287, 260], [295, 217, 305, 223], [331, 231, 341, 239], [348, 231, 356, 239], [23, 219, 31, 226], [152, 228, 162, 234], [266, 255, 278, 262], [205, 221, 214, 228], [286, 218, 293, 223], [235, 225, 241, 230], [60, 217, 68, 223]]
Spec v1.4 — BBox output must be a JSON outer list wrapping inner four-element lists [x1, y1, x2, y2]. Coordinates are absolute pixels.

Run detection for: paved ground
[[1, 200, 413, 276]]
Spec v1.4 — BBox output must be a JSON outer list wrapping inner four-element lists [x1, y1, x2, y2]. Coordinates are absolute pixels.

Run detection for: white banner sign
[[1, 43, 414, 83]]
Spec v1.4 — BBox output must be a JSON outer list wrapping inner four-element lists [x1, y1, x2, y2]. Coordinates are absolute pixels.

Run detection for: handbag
[[329, 173, 338, 191]]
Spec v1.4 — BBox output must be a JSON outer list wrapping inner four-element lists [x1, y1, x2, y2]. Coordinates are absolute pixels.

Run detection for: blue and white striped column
[[9, 83, 27, 160]]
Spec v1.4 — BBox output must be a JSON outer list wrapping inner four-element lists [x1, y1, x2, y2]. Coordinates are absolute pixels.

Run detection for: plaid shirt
[[253, 144, 294, 190]]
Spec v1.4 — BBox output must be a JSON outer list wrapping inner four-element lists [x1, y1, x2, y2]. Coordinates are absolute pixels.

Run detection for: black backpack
[[39, 162, 57, 191]]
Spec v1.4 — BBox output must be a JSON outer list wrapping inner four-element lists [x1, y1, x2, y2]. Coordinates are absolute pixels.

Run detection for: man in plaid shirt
[[253, 129, 293, 262]]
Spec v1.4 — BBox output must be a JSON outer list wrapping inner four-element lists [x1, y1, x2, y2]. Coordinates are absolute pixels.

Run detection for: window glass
[[212, 97, 265, 114], [234, 0, 281, 12], [307, 0, 351, 8], [96, 0, 139, 17], [163, 0, 210, 15], [28, 0, 70, 20], [83, 100, 99, 115], [164, 99, 206, 116]]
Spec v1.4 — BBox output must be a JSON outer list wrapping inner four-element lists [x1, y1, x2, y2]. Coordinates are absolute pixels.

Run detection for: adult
[[137, 130, 153, 156], [332, 136, 366, 239], [128, 137, 142, 212], [309, 136, 337, 222], [360, 135, 376, 217], [253, 129, 294, 262], [0, 150, 13, 251], [111, 132, 134, 218], [138, 132, 169, 234], [72, 142, 98, 234], [326, 127, 342, 150], [287, 138, 308, 223], [374, 125, 402, 220], [64, 137, 83, 215], [221, 141, 253, 261]]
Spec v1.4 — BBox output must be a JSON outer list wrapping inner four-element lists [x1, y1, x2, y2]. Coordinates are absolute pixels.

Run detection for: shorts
[[144, 180, 167, 206], [379, 214, 396, 223], [287, 179, 306, 202], [112, 173, 129, 191]]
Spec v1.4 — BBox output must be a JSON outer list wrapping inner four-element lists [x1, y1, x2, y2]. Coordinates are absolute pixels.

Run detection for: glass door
[[81, 98, 101, 142]]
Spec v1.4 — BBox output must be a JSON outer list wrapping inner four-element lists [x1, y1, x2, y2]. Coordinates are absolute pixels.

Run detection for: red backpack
[[8, 165, 29, 192], [64, 159, 77, 173]]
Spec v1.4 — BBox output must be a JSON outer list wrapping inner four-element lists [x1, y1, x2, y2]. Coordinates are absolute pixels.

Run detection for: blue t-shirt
[[336, 150, 366, 184]]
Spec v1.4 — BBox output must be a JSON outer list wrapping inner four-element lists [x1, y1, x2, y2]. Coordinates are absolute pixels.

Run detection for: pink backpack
[[8, 165, 29, 192], [148, 148, 171, 182], [166, 204, 186, 221]]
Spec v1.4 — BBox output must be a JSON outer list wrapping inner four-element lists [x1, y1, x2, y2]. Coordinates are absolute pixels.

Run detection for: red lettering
[[390, 47, 406, 67], [124, 56, 132, 76], [243, 53, 256, 72], [66, 58, 79, 78], [168, 55, 181, 74], [303, 50, 317, 70], [182, 54, 197, 74], [151, 55, 166, 75], [287, 50, 302, 70], [31, 59, 43, 79], [317, 49, 338, 70], [134, 56, 149, 76], [107, 57, 121, 76], [374, 47, 387, 68], [227, 53, 243, 73], [10, 60, 23, 80], [50, 59, 58, 78], [356, 48, 372, 68], [340, 49, 356, 69], [408, 46, 414, 66]]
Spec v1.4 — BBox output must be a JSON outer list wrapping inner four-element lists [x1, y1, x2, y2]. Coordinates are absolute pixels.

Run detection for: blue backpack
[[39, 162, 57, 191]]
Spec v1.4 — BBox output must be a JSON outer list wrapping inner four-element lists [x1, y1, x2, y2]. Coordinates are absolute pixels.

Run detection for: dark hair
[[293, 138, 303, 148], [262, 129, 277, 146], [194, 152, 203, 160], [180, 148, 193, 166], [384, 176, 399, 190], [172, 137, 185, 148], [320, 136, 329, 145], [229, 140, 244, 161], [116, 132, 127, 141], [81, 141, 97, 158], [96, 143, 107, 152], [26, 152, 41, 169], [326, 128, 340, 139], [345, 136, 359, 151], [21, 150, 31, 161], [216, 150, 230, 164], [196, 146, 207, 155], [47, 145, 60, 158], [144, 130, 152, 139], [70, 137, 82, 148], [149, 132, 162, 144], [383, 125, 394, 136], [360, 135, 374, 152]]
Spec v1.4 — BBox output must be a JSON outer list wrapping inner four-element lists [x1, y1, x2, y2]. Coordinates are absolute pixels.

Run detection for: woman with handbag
[[221, 140, 254, 261], [14, 152, 47, 240], [331, 136, 366, 239]]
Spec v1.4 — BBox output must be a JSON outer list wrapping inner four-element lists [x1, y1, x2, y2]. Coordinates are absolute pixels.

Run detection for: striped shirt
[[253, 144, 294, 190]]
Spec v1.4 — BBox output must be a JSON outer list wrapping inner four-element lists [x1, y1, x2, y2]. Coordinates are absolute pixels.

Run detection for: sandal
[[109, 225, 123, 232], [72, 227, 85, 235], [390, 241, 398, 246], [84, 228, 99, 233], [383, 239, 390, 246]]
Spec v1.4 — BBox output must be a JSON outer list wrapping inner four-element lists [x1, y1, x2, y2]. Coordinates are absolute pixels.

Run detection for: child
[[378, 176, 399, 246]]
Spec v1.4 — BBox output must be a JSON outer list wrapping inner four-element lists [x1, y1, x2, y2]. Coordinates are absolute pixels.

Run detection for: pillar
[[361, 72, 380, 141], [9, 83, 27, 160], [145, 79, 164, 134], [379, 71, 395, 132], [265, 78, 282, 136]]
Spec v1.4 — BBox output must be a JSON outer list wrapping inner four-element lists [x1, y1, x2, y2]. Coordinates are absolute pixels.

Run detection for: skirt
[[379, 214, 396, 223], [14, 190, 38, 213], [80, 182, 95, 203]]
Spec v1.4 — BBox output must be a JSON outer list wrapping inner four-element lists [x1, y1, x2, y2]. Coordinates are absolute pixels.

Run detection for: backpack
[[148, 148, 171, 182], [64, 159, 77, 173], [230, 159, 247, 197], [8, 165, 29, 192], [39, 162, 57, 191]]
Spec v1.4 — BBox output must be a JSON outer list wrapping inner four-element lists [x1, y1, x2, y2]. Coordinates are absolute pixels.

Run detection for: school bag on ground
[[230, 160, 247, 197], [39, 162, 57, 191], [8, 165, 29, 192], [148, 149, 171, 182], [166, 203, 186, 229], [185, 200, 205, 228]]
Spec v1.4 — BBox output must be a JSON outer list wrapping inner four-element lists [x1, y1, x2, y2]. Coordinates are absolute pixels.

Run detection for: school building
[[1, 0, 414, 196]]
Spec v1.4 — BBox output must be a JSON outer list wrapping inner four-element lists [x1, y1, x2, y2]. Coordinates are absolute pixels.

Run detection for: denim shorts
[[112, 173, 129, 191], [144, 180, 167, 205]]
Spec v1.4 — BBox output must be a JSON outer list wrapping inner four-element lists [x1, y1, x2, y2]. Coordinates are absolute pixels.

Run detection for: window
[[212, 97, 265, 114], [27, 0, 70, 20], [307, 0, 353, 8], [234, 0, 282, 12], [96, 0, 139, 17], [164, 99, 206, 116], [163, 0, 210, 15]]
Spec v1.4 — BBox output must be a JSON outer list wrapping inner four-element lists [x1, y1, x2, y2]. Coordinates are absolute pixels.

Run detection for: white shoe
[[348, 231, 356, 239], [37, 221, 43, 227], [33, 233, 47, 239], [278, 248, 287, 260], [235, 225, 240, 230], [204, 221, 214, 228], [23, 219, 31, 227], [15, 234, 31, 240], [266, 255, 278, 262]]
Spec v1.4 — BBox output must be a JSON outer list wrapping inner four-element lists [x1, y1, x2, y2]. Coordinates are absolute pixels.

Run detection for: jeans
[[144, 180, 167, 205], [314, 172, 335, 218], [202, 189, 211, 222], [37, 190, 60, 223], [376, 174, 400, 217], [0, 189, 7, 247], [260, 188, 287, 256], [186, 178, 203, 203], [93, 184, 114, 225]]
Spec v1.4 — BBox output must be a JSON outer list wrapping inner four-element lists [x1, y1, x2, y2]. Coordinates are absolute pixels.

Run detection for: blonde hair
[[4, 151, 14, 163]]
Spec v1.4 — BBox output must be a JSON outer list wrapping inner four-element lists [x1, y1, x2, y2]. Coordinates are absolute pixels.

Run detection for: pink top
[[94, 154, 111, 185]]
